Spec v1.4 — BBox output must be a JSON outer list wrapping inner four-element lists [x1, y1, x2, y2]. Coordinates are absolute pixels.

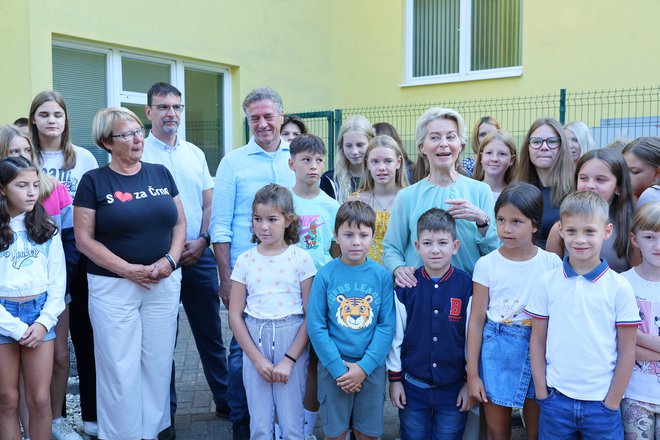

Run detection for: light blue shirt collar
[[245, 137, 289, 155]]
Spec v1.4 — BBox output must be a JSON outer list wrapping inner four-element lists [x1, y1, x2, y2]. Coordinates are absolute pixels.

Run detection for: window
[[52, 40, 231, 171], [405, 0, 522, 86]]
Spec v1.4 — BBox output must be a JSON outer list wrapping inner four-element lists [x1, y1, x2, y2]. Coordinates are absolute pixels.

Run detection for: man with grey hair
[[210, 87, 295, 440]]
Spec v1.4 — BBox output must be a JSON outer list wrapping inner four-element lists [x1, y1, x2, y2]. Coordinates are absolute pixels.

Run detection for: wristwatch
[[475, 216, 490, 229], [199, 232, 211, 246]]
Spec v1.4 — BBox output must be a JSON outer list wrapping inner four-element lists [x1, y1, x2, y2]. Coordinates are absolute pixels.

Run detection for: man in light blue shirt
[[141, 83, 229, 440], [210, 87, 295, 439]]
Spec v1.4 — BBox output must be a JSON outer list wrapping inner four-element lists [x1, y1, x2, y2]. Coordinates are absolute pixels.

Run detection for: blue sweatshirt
[[308, 257, 395, 379]]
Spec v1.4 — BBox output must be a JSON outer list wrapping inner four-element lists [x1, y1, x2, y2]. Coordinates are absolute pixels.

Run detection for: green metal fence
[[282, 86, 660, 167]]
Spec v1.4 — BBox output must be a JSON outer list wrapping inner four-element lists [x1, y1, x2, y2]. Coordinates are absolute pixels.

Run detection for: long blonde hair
[[29, 91, 76, 170], [472, 129, 517, 184], [515, 118, 574, 207], [0, 124, 55, 200], [358, 135, 410, 192], [333, 115, 375, 203]]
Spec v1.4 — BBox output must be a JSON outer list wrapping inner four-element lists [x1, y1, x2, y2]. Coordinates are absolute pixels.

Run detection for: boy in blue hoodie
[[307, 201, 395, 440]]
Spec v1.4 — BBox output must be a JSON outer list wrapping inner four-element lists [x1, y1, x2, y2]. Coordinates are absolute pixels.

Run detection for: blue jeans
[[228, 336, 249, 422], [399, 379, 467, 440], [169, 248, 229, 415], [538, 388, 623, 440]]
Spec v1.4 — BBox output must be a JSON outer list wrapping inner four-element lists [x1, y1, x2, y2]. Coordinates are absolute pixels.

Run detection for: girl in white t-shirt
[[467, 182, 562, 440], [29, 90, 99, 438], [229, 184, 316, 440], [621, 201, 660, 439], [0, 157, 65, 440]]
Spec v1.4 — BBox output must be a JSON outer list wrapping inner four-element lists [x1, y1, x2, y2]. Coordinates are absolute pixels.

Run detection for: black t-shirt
[[74, 162, 179, 278]]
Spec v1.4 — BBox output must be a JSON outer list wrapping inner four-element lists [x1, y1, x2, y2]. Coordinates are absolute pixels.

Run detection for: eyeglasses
[[110, 128, 145, 142], [150, 104, 185, 113], [529, 136, 561, 150]]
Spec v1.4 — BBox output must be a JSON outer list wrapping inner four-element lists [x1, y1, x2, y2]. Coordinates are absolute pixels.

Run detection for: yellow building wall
[[1, 0, 658, 141]]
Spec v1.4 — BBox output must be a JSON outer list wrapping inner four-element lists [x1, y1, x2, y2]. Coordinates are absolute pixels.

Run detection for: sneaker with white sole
[[305, 435, 318, 440], [82, 421, 98, 437], [51, 420, 83, 440]]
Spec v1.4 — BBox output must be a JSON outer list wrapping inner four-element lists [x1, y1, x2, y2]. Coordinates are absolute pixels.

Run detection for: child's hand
[[603, 394, 621, 411], [336, 361, 366, 393], [19, 323, 47, 348], [467, 374, 488, 403], [535, 386, 549, 400], [389, 382, 406, 409], [272, 358, 294, 384], [253, 355, 274, 383], [394, 266, 417, 288], [456, 383, 473, 412]]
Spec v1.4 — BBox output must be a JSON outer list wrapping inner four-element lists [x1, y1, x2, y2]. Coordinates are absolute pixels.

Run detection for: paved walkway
[[168, 308, 526, 440], [70, 305, 526, 439], [171, 308, 400, 439]]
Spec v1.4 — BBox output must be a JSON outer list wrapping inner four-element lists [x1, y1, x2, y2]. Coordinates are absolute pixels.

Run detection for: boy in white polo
[[525, 191, 641, 440]]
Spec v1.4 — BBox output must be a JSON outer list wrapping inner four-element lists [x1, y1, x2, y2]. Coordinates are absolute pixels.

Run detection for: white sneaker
[[51, 420, 83, 440], [305, 435, 318, 440], [82, 421, 98, 437]]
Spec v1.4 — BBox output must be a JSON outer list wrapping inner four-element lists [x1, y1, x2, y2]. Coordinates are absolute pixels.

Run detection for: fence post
[[244, 117, 249, 144], [559, 88, 566, 125], [331, 109, 343, 166]]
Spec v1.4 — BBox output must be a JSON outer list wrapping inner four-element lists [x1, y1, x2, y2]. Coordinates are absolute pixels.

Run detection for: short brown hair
[[334, 201, 376, 234]]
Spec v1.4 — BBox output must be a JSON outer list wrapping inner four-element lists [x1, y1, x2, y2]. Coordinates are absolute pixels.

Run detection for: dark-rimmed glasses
[[529, 137, 561, 150]]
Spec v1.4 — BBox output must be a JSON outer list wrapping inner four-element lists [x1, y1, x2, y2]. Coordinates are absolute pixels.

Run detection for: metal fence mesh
[[288, 86, 660, 166]]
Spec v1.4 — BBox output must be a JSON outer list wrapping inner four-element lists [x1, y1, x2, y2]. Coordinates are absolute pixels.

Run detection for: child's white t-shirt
[[41, 145, 99, 199], [472, 248, 562, 324], [621, 267, 660, 405], [231, 244, 317, 320]]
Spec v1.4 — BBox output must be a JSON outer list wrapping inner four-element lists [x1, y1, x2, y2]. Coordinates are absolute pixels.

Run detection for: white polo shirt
[[142, 133, 214, 240], [525, 258, 641, 401]]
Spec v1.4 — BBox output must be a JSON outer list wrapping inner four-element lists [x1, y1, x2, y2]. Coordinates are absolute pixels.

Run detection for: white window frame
[[52, 39, 233, 156], [403, 0, 523, 87]]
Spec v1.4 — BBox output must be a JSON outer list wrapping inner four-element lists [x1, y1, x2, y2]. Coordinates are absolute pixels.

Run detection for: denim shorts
[[479, 319, 534, 408], [0, 293, 56, 344]]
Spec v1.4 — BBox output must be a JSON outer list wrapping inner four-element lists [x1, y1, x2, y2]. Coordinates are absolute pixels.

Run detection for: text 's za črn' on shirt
[[41, 145, 99, 199], [621, 267, 660, 405], [73, 163, 179, 277], [0, 214, 66, 341], [472, 248, 562, 324], [230, 245, 317, 320]]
